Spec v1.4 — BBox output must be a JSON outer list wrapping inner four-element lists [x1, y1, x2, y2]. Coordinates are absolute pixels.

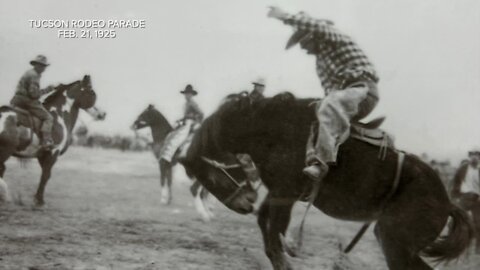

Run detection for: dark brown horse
[[182, 92, 474, 270], [0, 75, 105, 206], [131, 105, 214, 221]]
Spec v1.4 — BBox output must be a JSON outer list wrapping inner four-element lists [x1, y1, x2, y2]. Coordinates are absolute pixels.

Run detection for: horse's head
[[183, 150, 258, 214], [181, 93, 258, 214], [66, 75, 96, 108], [73, 75, 106, 120], [131, 104, 156, 130], [45, 75, 106, 121]]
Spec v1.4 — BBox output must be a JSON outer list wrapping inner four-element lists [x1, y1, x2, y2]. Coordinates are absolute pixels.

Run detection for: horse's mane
[[43, 80, 80, 106], [149, 107, 172, 130], [189, 92, 317, 158]]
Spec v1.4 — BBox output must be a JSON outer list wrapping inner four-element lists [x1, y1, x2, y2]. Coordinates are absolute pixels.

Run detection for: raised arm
[[38, 85, 55, 96], [268, 6, 346, 43]]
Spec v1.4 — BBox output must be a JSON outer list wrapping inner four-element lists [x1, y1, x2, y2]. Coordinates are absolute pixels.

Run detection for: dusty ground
[[0, 147, 478, 270]]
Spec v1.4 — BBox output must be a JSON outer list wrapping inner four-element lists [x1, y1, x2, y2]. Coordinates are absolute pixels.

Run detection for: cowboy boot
[[303, 160, 329, 182]]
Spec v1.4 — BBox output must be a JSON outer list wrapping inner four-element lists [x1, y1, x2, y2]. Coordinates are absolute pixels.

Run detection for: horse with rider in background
[[0, 72, 105, 206], [131, 85, 214, 221]]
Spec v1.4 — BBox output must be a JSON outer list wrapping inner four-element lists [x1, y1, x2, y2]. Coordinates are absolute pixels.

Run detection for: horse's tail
[[421, 204, 474, 262]]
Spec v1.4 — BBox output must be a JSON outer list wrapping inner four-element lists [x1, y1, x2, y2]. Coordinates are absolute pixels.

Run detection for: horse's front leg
[[35, 151, 58, 206], [258, 194, 295, 270]]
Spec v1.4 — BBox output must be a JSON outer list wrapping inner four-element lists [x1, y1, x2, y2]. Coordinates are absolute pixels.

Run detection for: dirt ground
[[0, 147, 478, 270]]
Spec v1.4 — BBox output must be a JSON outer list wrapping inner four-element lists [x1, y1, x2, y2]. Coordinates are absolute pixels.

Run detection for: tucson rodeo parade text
[[28, 19, 146, 39]]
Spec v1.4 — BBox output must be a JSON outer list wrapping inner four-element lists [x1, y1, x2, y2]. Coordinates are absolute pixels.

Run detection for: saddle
[[0, 105, 42, 135], [351, 117, 395, 159]]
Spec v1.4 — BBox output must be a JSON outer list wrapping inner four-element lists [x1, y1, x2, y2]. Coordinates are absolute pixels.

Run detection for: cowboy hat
[[252, 77, 266, 86], [30, 55, 50, 66], [180, 84, 198, 95]]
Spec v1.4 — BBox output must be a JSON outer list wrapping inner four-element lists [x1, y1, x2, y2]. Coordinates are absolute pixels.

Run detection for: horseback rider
[[10, 55, 56, 149], [451, 148, 480, 253], [180, 84, 204, 127], [160, 84, 204, 163], [268, 7, 380, 182], [249, 77, 266, 102]]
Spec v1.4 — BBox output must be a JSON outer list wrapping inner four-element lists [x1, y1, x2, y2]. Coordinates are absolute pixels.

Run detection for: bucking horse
[[181, 92, 474, 270], [0, 75, 106, 206]]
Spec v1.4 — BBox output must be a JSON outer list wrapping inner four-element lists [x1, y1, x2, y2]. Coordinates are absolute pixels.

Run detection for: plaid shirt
[[281, 12, 379, 93]]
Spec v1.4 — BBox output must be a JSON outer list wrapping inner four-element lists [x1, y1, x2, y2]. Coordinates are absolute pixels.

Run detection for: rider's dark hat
[[180, 84, 198, 96]]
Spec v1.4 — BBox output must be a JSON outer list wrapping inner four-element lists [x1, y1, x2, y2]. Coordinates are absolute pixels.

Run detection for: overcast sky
[[0, 0, 479, 162]]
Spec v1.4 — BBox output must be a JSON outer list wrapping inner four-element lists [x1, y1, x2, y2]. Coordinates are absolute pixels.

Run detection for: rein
[[201, 156, 243, 187]]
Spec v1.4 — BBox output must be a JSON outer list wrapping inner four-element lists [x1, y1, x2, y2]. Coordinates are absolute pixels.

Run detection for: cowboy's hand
[[236, 153, 253, 166], [268, 6, 287, 20], [212, 160, 226, 168]]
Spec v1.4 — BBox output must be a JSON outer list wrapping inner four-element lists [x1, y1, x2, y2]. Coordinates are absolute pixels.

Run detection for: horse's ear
[[83, 75, 89, 81], [148, 104, 154, 110]]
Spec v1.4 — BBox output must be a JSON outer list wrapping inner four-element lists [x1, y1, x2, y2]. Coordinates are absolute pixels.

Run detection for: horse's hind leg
[[374, 222, 433, 270]]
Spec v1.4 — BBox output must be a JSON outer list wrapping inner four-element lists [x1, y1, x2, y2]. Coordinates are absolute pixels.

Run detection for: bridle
[[201, 155, 261, 205]]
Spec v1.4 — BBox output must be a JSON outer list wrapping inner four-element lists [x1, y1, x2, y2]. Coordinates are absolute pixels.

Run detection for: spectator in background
[[249, 77, 266, 102], [451, 148, 480, 254]]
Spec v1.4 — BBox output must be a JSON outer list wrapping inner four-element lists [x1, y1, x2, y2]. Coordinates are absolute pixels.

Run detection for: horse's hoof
[[34, 197, 45, 207], [280, 234, 299, 258], [333, 252, 355, 270], [201, 216, 211, 223]]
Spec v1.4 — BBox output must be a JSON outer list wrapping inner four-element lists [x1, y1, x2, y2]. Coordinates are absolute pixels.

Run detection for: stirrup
[[41, 139, 54, 149], [302, 162, 328, 182]]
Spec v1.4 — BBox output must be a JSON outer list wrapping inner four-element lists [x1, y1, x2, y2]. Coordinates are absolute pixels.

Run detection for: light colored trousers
[[160, 119, 194, 162], [306, 80, 378, 165]]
